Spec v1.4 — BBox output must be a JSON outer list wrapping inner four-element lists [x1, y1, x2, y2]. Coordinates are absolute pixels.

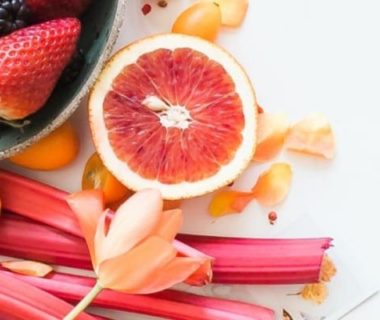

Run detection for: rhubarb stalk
[[0, 213, 332, 284], [0, 271, 96, 320], [0, 269, 275, 320]]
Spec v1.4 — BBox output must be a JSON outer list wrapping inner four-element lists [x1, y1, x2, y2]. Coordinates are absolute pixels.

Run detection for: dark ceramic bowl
[[0, 0, 126, 159]]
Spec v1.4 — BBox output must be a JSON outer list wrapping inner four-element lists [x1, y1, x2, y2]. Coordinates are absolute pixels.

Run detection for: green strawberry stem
[[64, 282, 103, 320]]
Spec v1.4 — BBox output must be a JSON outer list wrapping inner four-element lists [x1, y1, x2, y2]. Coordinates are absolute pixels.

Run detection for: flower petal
[[254, 113, 289, 162], [184, 258, 213, 286], [209, 190, 254, 217], [214, 0, 249, 27], [103, 189, 163, 261], [136, 257, 203, 294], [251, 163, 292, 207], [66, 190, 104, 267], [286, 114, 335, 159], [1, 260, 53, 277], [97, 236, 176, 293], [154, 209, 183, 241], [94, 210, 110, 267]]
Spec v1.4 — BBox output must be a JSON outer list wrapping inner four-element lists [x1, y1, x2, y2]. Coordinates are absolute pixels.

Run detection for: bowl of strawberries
[[0, 0, 126, 159]]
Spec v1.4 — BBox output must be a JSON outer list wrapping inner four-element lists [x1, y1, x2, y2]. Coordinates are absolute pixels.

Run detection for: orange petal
[[214, 0, 249, 27], [286, 114, 335, 159], [154, 209, 183, 241], [1, 260, 53, 277], [100, 189, 163, 261], [163, 200, 182, 210], [185, 258, 213, 286], [97, 236, 176, 293], [254, 113, 289, 162], [136, 257, 203, 294], [251, 163, 292, 207], [67, 190, 104, 267], [209, 190, 254, 217]]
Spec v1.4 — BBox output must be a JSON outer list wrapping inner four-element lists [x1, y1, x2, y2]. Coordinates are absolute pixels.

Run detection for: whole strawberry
[[26, 0, 91, 22], [0, 18, 81, 120]]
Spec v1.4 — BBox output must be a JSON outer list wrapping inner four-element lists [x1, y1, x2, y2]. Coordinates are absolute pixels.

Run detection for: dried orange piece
[[82, 153, 133, 205], [254, 113, 289, 162], [251, 163, 292, 207], [1, 260, 53, 277], [9, 122, 79, 170], [286, 114, 335, 159], [300, 283, 328, 304], [214, 0, 249, 27], [320, 255, 337, 282], [209, 190, 254, 217]]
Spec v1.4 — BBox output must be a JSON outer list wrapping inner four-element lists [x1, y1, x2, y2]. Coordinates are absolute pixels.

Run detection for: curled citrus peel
[[1, 260, 53, 277], [214, 0, 249, 27], [254, 113, 290, 162], [286, 114, 335, 159], [251, 163, 292, 207], [209, 190, 254, 217]]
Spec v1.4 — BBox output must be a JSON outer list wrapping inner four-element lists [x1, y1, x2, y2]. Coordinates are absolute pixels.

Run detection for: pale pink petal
[[135, 257, 203, 294], [286, 114, 335, 159], [102, 189, 163, 260], [154, 209, 183, 241], [66, 190, 104, 267], [97, 236, 176, 293], [214, 0, 249, 27]]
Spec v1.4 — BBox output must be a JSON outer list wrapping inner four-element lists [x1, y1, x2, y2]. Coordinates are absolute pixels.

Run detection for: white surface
[[1, 0, 380, 319]]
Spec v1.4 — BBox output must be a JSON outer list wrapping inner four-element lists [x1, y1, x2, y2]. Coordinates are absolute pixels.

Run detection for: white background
[[1, 0, 380, 319]]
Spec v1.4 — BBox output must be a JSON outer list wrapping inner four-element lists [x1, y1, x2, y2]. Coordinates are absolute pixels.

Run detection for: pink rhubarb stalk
[[0, 271, 96, 320], [0, 213, 332, 284], [0, 269, 275, 320]]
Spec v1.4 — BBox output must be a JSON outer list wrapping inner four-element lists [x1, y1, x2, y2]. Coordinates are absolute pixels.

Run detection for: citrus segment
[[90, 34, 256, 199]]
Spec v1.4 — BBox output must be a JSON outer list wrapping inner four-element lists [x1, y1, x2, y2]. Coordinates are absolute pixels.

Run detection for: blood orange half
[[89, 34, 257, 199]]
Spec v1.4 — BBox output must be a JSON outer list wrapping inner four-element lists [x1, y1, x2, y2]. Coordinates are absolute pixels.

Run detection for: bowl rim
[[0, 0, 127, 160]]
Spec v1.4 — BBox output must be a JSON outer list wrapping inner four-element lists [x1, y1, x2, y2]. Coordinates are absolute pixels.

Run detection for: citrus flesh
[[89, 34, 257, 199]]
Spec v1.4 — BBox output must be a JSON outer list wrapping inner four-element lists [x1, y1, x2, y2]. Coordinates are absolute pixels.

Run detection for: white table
[[1, 0, 380, 318]]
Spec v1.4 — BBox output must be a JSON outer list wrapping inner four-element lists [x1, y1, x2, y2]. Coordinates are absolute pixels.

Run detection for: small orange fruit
[[9, 122, 79, 170], [82, 152, 133, 205]]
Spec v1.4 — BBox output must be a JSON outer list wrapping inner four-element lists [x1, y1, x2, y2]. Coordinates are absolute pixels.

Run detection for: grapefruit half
[[89, 34, 257, 199]]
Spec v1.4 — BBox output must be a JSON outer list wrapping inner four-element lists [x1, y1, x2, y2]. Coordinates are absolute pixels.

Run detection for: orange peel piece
[[251, 163, 292, 207], [1, 260, 53, 277], [254, 113, 289, 162], [300, 283, 328, 304], [286, 114, 335, 159], [209, 190, 254, 217], [214, 0, 249, 27]]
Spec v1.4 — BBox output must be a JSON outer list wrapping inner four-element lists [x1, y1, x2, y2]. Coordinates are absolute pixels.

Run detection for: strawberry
[[0, 18, 81, 120], [26, 0, 91, 22]]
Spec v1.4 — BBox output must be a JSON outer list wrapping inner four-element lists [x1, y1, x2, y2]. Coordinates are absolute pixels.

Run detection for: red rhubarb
[[0, 213, 332, 284], [0, 271, 96, 320], [0, 170, 81, 236], [0, 269, 275, 320]]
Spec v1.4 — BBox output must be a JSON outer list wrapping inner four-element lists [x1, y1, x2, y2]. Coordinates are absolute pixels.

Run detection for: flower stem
[[64, 282, 103, 320]]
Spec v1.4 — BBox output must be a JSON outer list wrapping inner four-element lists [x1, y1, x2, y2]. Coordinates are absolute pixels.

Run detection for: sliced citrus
[[89, 34, 257, 199]]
